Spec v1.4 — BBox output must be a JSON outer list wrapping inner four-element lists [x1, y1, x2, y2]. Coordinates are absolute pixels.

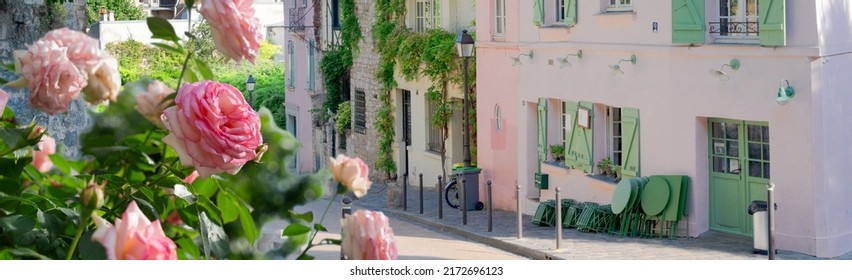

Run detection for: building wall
[[285, 0, 320, 174], [95, 19, 191, 49], [810, 0, 852, 258], [475, 0, 852, 257], [348, 0, 383, 182]]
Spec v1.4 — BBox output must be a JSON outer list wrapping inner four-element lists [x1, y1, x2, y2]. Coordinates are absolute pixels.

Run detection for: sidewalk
[[349, 183, 849, 260]]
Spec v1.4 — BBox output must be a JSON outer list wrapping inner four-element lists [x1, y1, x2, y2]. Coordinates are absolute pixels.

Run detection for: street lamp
[[245, 75, 256, 106], [456, 30, 474, 167]]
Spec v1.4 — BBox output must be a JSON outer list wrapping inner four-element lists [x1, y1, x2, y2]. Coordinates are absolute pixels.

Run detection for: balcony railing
[[708, 21, 759, 37], [288, 7, 306, 31]]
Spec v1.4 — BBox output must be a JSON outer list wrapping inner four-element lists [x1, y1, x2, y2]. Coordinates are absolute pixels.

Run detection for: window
[[606, 107, 623, 166], [303, 0, 307, 6], [711, 0, 759, 40], [307, 41, 315, 90], [607, 0, 631, 12], [555, 0, 566, 22], [414, 0, 441, 32], [561, 102, 568, 144], [494, 0, 506, 35], [287, 41, 294, 87], [331, 0, 341, 30], [426, 99, 442, 153], [354, 90, 366, 134]]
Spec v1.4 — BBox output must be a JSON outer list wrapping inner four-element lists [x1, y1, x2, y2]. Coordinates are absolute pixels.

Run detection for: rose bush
[[0, 0, 395, 261]]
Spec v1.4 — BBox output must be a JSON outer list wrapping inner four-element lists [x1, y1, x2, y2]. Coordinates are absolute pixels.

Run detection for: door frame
[[708, 118, 769, 236]]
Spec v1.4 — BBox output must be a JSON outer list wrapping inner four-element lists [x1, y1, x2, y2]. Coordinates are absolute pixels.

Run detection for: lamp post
[[245, 75, 256, 107], [456, 30, 474, 167]]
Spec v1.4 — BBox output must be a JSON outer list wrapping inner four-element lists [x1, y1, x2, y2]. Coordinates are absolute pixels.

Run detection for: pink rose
[[41, 28, 102, 75], [0, 89, 9, 113], [91, 201, 177, 260], [341, 210, 398, 260], [19, 39, 87, 115], [33, 134, 56, 173], [81, 53, 121, 104], [134, 80, 173, 127], [199, 0, 264, 63], [183, 171, 200, 185], [329, 155, 372, 197], [161, 81, 263, 179]]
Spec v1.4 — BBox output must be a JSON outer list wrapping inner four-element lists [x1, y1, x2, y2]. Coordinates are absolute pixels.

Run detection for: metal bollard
[[556, 187, 562, 250], [487, 180, 493, 232], [768, 183, 776, 260], [438, 175, 443, 220], [517, 184, 523, 239], [461, 177, 467, 225], [340, 197, 352, 260], [419, 173, 424, 214], [403, 173, 408, 211]]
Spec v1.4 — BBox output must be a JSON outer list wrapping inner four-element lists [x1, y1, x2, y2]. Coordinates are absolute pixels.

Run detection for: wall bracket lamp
[[609, 54, 636, 74], [709, 58, 740, 81], [776, 80, 795, 105], [557, 50, 583, 68], [511, 51, 534, 66]]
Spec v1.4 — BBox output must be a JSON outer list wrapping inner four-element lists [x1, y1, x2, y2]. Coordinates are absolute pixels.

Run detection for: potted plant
[[549, 144, 565, 162], [612, 165, 622, 180], [596, 157, 613, 176]]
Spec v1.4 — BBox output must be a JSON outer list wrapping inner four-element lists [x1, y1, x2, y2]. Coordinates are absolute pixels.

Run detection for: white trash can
[[748, 201, 768, 254]]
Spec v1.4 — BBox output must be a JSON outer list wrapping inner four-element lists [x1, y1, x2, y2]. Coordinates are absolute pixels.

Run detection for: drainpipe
[[768, 183, 776, 260]]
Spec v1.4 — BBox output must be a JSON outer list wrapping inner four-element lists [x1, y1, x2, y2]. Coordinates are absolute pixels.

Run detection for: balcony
[[288, 7, 307, 32]]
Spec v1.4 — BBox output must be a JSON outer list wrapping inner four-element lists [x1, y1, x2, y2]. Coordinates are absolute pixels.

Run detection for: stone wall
[[348, 0, 384, 182], [0, 0, 91, 159]]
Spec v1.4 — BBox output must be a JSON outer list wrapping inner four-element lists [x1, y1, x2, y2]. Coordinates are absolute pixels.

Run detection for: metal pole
[[768, 183, 776, 260], [517, 184, 523, 239], [461, 177, 467, 225], [556, 187, 562, 249], [403, 173, 408, 211], [340, 197, 352, 260], [419, 173, 424, 214], [462, 56, 471, 167], [487, 180, 493, 232], [438, 175, 443, 219]]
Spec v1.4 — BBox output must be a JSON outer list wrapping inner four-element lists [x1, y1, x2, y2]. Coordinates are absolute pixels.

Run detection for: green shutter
[[563, 101, 579, 168], [759, 0, 786, 46], [672, 0, 705, 44], [566, 102, 593, 173], [621, 108, 640, 179], [537, 98, 548, 170], [533, 0, 544, 26], [565, 0, 577, 26]]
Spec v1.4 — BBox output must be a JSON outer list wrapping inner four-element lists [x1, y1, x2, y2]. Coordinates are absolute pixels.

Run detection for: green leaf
[[173, 184, 196, 204], [4, 63, 14, 72], [237, 201, 258, 244], [195, 177, 219, 198], [193, 59, 215, 80], [216, 190, 240, 224], [2, 248, 51, 260], [313, 223, 328, 232], [198, 212, 229, 259], [185, 0, 196, 10], [175, 237, 201, 260], [0, 158, 29, 178], [282, 223, 311, 236], [147, 17, 180, 42], [289, 210, 314, 223], [296, 254, 315, 260], [132, 196, 161, 221], [0, 77, 6, 84], [78, 231, 107, 260]]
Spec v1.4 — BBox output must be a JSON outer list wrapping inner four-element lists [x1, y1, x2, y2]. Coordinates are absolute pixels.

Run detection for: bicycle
[[444, 177, 484, 210]]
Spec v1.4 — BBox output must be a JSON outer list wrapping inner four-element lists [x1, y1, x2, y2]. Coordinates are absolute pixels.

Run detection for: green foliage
[[106, 39, 185, 87], [335, 102, 351, 132], [86, 0, 145, 24], [319, 0, 361, 122], [40, 2, 67, 32]]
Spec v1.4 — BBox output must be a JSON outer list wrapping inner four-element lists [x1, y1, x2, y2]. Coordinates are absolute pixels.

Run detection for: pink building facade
[[284, 0, 320, 173], [476, 0, 852, 257]]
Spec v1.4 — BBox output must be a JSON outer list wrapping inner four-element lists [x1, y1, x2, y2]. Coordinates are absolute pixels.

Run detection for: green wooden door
[[709, 119, 769, 236]]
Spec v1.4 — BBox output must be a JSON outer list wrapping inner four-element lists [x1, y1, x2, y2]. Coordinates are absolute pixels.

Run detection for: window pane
[[713, 157, 727, 173], [748, 143, 762, 160], [749, 160, 762, 178], [726, 140, 739, 157], [712, 122, 724, 138], [763, 144, 770, 161], [762, 126, 770, 142], [726, 123, 739, 139], [748, 125, 761, 142], [763, 162, 770, 179]]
